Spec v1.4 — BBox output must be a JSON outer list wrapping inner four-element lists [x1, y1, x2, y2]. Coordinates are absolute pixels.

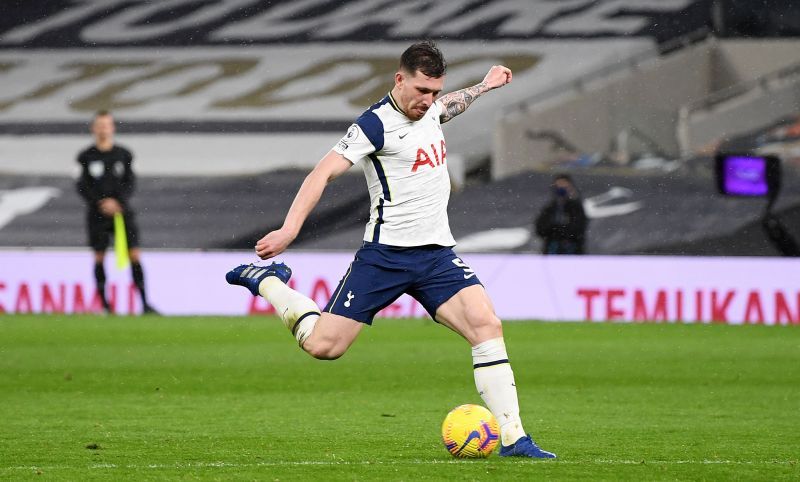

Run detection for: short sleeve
[[332, 110, 384, 164]]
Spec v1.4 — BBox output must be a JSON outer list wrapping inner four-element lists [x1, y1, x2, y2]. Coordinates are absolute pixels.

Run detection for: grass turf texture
[[1, 316, 798, 481]]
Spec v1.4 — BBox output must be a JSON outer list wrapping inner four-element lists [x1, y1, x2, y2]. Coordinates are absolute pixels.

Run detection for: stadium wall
[[682, 74, 800, 154], [713, 40, 800, 89], [679, 39, 800, 154], [493, 41, 712, 177], [493, 38, 800, 177], [1, 250, 798, 325]]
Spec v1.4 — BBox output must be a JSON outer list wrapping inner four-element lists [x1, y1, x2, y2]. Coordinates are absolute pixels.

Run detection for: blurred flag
[[114, 212, 130, 270]]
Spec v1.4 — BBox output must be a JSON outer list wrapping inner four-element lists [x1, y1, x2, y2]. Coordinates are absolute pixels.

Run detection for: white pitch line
[[4, 459, 798, 471]]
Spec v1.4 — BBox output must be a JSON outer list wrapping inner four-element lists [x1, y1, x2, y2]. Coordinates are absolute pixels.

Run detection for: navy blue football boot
[[225, 262, 292, 295], [499, 435, 557, 459]]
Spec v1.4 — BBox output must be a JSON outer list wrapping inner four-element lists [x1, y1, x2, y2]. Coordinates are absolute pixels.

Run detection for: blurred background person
[[534, 174, 588, 255], [76, 110, 157, 314]]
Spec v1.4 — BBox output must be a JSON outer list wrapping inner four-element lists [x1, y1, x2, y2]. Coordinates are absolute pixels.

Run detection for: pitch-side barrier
[[0, 250, 797, 325]]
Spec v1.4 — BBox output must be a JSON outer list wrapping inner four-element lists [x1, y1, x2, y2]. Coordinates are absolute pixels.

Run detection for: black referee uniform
[[76, 144, 155, 314], [77, 145, 140, 251]]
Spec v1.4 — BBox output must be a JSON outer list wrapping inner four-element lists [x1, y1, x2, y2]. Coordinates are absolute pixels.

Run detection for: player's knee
[[468, 311, 503, 340], [304, 339, 346, 361]]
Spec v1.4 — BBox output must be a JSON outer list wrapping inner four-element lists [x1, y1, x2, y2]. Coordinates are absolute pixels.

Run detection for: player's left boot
[[499, 435, 557, 459], [226, 262, 292, 296]]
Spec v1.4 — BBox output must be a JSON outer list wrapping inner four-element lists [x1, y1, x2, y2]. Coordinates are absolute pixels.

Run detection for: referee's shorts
[[86, 210, 140, 252]]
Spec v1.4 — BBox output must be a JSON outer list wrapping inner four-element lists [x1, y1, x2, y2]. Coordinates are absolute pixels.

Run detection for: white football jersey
[[333, 93, 455, 247]]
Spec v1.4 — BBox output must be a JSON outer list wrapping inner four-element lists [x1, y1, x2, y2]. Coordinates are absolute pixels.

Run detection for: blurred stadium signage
[[1, 250, 797, 325], [0, 47, 539, 127], [0, 41, 650, 176], [0, 1, 706, 47], [0, 0, 707, 133], [2, 1, 705, 176]]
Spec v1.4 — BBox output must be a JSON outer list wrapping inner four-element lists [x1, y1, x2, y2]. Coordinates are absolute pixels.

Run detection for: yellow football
[[441, 404, 500, 458]]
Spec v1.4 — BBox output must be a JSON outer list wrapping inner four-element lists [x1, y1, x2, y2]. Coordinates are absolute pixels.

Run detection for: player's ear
[[395, 71, 405, 87]]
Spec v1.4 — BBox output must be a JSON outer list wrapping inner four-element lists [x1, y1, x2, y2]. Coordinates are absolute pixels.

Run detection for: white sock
[[472, 337, 526, 446], [258, 277, 320, 346]]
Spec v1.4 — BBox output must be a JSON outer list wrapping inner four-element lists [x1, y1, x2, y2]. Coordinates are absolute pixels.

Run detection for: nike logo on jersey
[[464, 273, 476, 279], [398, 131, 409, 139]]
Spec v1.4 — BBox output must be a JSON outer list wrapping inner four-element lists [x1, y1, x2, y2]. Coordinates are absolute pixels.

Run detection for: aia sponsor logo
[[411, 140, 447, 172]]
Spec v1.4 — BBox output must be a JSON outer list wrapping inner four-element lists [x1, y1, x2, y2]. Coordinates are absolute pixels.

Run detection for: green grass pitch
[[1, 315, 798, 481]]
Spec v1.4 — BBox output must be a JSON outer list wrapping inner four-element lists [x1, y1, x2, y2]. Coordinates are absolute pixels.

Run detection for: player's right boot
[[499, 435, 557, 459], [225, 262, 292, 295]]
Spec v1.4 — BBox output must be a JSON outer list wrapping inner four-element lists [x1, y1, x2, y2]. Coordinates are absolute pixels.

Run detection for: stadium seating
[[0, 0, 709, 177], [1, 1, 798, 256], [2, 166, 798, 255], [493, 37, 800, 177]]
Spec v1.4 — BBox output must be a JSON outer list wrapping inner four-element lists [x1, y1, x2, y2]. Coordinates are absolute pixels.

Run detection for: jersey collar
[[387, 92, 404, 115]]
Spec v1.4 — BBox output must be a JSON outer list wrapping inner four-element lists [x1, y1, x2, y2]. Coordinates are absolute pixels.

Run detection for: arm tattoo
[[438, 82, 487, 123]]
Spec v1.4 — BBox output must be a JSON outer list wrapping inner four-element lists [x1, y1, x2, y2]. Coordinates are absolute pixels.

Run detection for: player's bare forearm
[[282, 170, 328, 236], [438, 83, 488, 123], [283, 152, 351, 234], [255, 170, 327, 259], [255, 151, 351, 259], [439, 65, 513, 124]]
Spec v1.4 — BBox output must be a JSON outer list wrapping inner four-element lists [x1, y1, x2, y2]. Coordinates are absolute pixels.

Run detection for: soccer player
[[227, 41, 555, 459], [76, 110, 157, 315]]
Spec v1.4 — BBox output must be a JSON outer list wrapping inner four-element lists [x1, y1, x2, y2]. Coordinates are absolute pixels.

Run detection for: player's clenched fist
[[482, 65, 512, 91], [255, 228, 295, 259]]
